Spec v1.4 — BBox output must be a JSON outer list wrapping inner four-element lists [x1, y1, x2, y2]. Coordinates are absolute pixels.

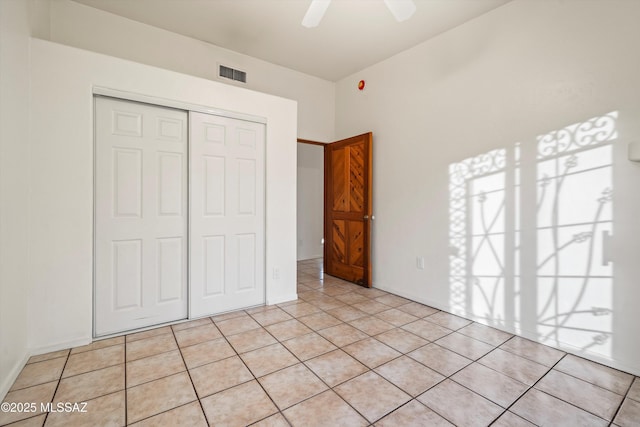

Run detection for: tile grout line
[[123, 322, 205, 425], [494, 353, 567, 426], [4, 356, 69, 394], [218, 313, 291, 426], [408, 333, 551, 425], [322, 286, 477, 424], [299, 263, 635, 426], [124, 335, 128, 426], [282, 281, 445, 425], [6, 261, 638, 427], [306, 283, 531, 425], [43, 349, 71, 426], [247, 298, 376, 425], [279, 347, 373, 423], [173, 318, 211, 426], [605, 373, 635, 426], [285, 308, 377, 420], [550, 364, 633, 397], [304, 274, 500, 425], [517, 354, 630, 424], [299, 273, 536, 425], [251, 277, 629, 427], [299, 274, 442, 424]]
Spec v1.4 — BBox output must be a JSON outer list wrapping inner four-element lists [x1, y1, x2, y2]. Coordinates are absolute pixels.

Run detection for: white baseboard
[[297, 254, 323, 261], [512, 327, 640, 377], [0, 352, 30, 401], [29, 337, 92, 357], [1, 336, 91, 400], [372, 282, 640, 377], [266, 293, 298, 306], [372, 282, 446, 312]]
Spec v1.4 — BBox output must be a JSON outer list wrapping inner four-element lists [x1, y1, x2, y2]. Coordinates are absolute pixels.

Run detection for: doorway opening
[[296, 133, 373, 287]]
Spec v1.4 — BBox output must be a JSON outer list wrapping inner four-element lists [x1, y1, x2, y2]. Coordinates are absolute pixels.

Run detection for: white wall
[[0, 0, 32, 399], [48, 0, 335, 142], [28, 39, 297, 353], [297, 143, 324, 260], [335, 0, 640, 375]]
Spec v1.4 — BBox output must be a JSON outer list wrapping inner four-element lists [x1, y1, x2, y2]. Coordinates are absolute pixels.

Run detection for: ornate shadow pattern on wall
[[448, 111, 617, 359]]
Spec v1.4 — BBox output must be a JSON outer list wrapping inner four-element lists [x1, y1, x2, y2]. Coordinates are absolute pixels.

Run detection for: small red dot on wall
[[358, 80, 365, 91]]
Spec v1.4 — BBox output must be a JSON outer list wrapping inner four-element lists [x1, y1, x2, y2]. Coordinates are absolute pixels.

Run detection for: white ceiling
[[72, 0, 511, 81]]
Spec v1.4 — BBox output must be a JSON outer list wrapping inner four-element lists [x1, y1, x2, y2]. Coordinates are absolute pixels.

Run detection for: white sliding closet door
[[190, 112, 265, 317], [94, 97, 188, 336]]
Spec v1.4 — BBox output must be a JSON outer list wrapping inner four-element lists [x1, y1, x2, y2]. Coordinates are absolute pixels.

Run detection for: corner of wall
[[28, 0, 52, 39], [0, 0, 34, 400]]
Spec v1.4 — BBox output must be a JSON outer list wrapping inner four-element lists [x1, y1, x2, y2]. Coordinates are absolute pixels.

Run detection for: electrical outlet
[[416, 257, 425, 270], [273, 267, 280, 280]]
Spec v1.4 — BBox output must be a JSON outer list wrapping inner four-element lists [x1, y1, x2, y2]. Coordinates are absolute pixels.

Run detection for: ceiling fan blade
[[383, 0, 416, 22], [302, 0, 331, 28]]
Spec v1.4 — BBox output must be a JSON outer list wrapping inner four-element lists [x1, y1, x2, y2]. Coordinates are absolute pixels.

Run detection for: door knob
[[363, 215, 375, 220]]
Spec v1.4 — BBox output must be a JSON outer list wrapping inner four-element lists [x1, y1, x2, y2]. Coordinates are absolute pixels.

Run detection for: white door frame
[[93, 87, 267, 126]]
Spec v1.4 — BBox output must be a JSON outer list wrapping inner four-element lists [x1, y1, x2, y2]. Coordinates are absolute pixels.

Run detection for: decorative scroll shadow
[[448, 149, 507, 320], [535, 112, 615, 356], [448, 111, 617, 358]]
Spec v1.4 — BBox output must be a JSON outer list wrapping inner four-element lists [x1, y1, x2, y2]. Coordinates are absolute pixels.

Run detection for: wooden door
[[324, 133, 373, 287], [94, 97, 188, 336], [189, 112, 266, 317]]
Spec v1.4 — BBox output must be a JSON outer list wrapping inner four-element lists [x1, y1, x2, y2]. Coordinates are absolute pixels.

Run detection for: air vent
[[219, 65, 247, 83]]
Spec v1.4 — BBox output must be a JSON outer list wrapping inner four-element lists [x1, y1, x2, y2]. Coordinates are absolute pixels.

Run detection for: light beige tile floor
[[1, 257, 639, 426]]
